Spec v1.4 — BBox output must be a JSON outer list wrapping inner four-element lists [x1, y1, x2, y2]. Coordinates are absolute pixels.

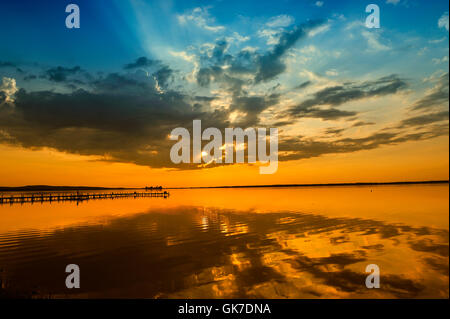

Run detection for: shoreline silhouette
[[0, 180, 448, 192]]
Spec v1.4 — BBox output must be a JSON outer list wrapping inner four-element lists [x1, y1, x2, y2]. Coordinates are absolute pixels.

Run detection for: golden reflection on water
[[0, 185, 448, 298]]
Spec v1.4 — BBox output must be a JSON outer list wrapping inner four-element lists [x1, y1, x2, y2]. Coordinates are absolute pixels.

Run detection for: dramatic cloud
[[0, 61, 23, 73], [324, 127, 345, 136], [287, 105, 357, 120], [0, 70, 231, 169], [0, 12, 448, 172], [0, 56, 447, 171], [196, 20, 325, 92], [295, 81, 312, 90], [278, 126, 448, 162], [285, 74, 407, 119], [352, 121, 375, 127], [123, 57, 158, 70], [44, 66, 83, 82], [255, 21, 323, 83], [398, 111, 449, 128]]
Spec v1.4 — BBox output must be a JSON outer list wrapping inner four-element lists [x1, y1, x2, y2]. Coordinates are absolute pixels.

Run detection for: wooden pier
[[0, 191, 169, 205]]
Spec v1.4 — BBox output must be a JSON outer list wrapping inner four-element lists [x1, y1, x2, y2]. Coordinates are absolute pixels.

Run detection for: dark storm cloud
[[411, 72, 449, 110], [196, 20, 324, 90], [195, 62, 277, 125], [211, 39, 230, 62], [352, 121, 375, 127], [295, 81, 311, 90], [0, 61, 15, 67], [0, 64, 448, 170], [254, 21, 323, 83], [230, 94, 280, 126], [0, 71, 233, 169], [0, 61, 24, 73], [123, 57, 174, 89], [194, 95, 217, 102], [287, 105, 357, 120], [0, 14, 447, 172], [325, 127, 345, 136], [192, 21, 325, 125], [23, 74, 37, 81], [197, 66, 218, 87], [0, 50, 289, 169], [398, 111, 449, 128], [287, 75, 407, 116], [277, 127, 447, 162], [123, 56, 158, 70], [44, 66, 83, 82], [92, 73, 148, 93], [153, 65, 173, 88], [280, 75, 407, 122], [4, 90, 193, 167], [197, 64, 246, 94], [0, 91, 6, 104]]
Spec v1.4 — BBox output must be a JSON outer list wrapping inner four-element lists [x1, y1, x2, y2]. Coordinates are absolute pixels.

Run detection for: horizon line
[[166, 180, 449, 189], [0, 180, 448, 191]]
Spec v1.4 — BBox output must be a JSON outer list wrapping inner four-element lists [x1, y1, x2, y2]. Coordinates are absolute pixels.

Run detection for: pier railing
[[0, 191, 169, 205]]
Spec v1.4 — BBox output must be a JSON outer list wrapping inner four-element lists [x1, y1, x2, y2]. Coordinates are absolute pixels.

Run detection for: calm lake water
[[0, 185, 448, 298]]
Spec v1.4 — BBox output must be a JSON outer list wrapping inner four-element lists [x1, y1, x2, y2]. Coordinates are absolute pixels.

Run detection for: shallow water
[[0, 185, 448, 298]]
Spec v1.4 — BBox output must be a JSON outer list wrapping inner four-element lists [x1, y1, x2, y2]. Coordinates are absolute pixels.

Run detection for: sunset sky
[[0, 0, 448, 187]]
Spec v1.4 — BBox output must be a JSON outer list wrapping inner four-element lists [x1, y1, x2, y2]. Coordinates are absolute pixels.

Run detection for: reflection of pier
[[0, 191, 170, 205]]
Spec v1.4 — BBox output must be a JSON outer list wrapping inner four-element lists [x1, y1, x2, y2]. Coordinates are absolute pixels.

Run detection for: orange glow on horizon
[[0, 135, 448, 188]]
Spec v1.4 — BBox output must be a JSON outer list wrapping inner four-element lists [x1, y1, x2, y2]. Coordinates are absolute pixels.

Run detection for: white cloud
[[266, 15, 294, 28], [177, 7, 225, 32], [226, 32, 250, 44], [241, 46, 258, 53], [315, 1, 324, 7], [361, 31, 390, 52], [432, 56, 449, 64], [299, 45, 319, 55], [258, 28, 281, 45], [386, 0, 400, 5], [345, 20, 364, 30], [326, 69, 338, 76], [422, 70, 447, 84], [332, 13, 346, 21], [428, 37, 447, 44], [308, 23, 330, 37], [438, 12, 449, 31], [417, 47, 428, 56], [0, 77, 18, 103]]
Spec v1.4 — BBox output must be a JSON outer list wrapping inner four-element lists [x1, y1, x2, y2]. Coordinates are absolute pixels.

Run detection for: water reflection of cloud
[[0, 205, 448, 298]]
